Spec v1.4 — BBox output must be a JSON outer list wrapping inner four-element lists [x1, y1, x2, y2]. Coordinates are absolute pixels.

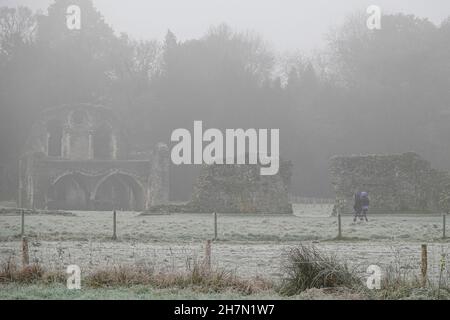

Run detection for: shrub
[[87, 266, 154, 288], [279, 245, 361, 296], [0, 258, 44, 283], [0, 256, 271, 295], [86, 258, 272, 294]]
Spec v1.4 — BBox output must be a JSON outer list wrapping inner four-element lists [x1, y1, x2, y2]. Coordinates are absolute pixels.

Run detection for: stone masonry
[[329, 152, 446, 214], [19, 103, 169, 211], [189, 162, 293, 214]]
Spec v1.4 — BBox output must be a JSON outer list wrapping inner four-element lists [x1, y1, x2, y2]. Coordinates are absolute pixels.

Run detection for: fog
[[0, 0, 449, 201], [3, 0, 450, 51]]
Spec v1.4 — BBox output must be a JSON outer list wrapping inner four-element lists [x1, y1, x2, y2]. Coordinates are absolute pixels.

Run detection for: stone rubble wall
[[189, 162, 292, 214], [146, 161, 293, 214], [19, 104, 170, 211], [329, 152, 447, 214]]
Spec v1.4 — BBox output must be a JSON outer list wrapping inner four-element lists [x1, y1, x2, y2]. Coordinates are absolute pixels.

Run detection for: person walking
[[353, 191, 362, 222], [353, 191, 370, 222], [360, 191, 370, 222]]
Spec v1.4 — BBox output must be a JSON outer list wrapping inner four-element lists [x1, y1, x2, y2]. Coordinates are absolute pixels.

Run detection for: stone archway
[[47, 172, 89, 210], [93, 122, 114, 160], [47, 119, 63, 157], [92, 172, 145, 211]]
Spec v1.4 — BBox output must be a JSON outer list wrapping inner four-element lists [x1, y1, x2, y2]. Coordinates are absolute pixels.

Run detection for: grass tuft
[[0, 257, 272, 295], [279, 244, 361, 296], [0, 258, 45, 284]]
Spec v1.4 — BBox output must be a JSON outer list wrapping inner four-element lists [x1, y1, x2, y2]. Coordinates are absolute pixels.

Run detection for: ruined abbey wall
[[188, 162, 293, 214], [145, 161, 293, 214], [19, 104, 169, 211], [329, 152, 446, 214]]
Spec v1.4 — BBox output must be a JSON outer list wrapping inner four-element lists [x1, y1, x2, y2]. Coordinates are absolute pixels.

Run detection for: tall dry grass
[[0, 257, 45, 283], [0, 256, 272, 295], [279, 244, 362, 296]]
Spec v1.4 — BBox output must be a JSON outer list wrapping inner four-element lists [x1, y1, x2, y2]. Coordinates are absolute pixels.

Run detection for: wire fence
[[0, 238, 448, 286], [1, 209, 448, 243], [0, 208, 449, 287]]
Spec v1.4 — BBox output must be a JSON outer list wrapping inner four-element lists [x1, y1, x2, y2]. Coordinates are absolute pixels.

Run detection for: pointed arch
[[47, 119, 63, 157], [93, 172, 145, 211], [93, 122, 113, 160], [47, 172, 89, 210]]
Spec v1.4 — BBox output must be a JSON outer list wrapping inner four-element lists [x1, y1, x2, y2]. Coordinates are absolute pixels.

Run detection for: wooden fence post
[[421, 244, 428, 287], [443, 214, 446, 239], [337, 213, 342, 239], [438, 251, 446, 299], [112, 210, 117, 240], [21, 209, 25, 237], [205, 240, 211, 271], [22, 236, 29, 267], [213, 212, 217, 240]]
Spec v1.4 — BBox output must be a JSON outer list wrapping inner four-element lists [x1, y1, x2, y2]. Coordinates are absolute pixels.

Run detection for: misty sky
[[2, 0, 450, 52]]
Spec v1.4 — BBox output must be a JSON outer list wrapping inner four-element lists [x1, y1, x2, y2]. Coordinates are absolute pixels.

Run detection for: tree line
[[0, 0, 449, 200]]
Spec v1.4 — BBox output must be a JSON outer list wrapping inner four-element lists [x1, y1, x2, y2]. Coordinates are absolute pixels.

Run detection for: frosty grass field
[[0, 204, 449, 299]]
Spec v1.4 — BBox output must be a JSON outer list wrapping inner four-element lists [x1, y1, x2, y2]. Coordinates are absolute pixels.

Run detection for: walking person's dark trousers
[[353, 207, 361, 222], [361, 208, 368, 221]]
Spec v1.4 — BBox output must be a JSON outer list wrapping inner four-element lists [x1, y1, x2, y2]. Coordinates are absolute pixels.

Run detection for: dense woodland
[[0, 0, 449, 200]]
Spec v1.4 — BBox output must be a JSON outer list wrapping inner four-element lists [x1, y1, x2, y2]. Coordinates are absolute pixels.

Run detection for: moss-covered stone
[[146, 161, 293, 214], [329, 152, 449, 214]]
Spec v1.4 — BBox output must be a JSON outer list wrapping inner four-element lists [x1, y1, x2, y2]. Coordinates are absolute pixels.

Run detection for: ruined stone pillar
[[111, 134, 118, 160], [88, 131, 94, 160], [146, 143, 170, 209], [62, 127, 71, 158]]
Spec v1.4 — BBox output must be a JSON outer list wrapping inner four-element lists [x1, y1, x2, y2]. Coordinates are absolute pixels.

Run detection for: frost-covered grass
[[0, 282, 372, 300], [0, 204, 447, 242], [0, 204, 448, 299], [0, 283, 282, 300], [2, 281, 447, 300], [0, 239, 447, 283]]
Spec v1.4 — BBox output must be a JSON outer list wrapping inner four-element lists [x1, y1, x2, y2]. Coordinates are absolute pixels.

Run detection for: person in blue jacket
[[359, 191, 369, 222], [353, 191, 369, 222]]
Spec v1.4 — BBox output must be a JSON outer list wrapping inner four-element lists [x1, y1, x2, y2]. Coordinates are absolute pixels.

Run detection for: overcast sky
[[2, 0, 449, 53]]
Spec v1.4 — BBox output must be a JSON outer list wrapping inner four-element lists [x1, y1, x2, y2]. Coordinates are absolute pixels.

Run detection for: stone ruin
[[329, 152, 448, 214], [147, 160, 293, 214], [189, 162, 293, 214], [19, 103, 169, 211]]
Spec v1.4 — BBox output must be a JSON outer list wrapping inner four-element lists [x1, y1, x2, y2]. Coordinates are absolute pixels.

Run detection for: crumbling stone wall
[[147, 161, 293, 214], [189, 163, 292, 214], [25, 104, 124, 160], [147, 143, 170, 208], [329, 152, 445, 213], [19, 103, 169, 211]]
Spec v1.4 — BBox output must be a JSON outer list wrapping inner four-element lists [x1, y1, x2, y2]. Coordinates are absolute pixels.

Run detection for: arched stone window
[[47, 173, 89, 210], [93, 123, 113, 159], [70, 109, 88, 126], [47, 119, 62, 157], [93, 173, 144, 211]]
